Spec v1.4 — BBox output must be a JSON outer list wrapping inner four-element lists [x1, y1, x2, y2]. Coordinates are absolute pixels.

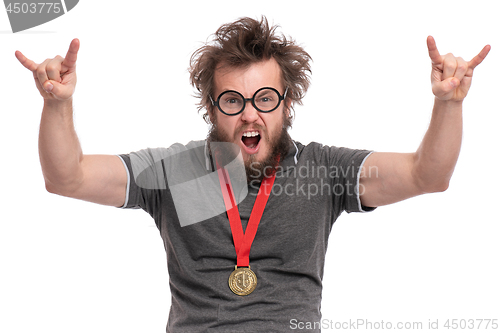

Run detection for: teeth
[[243, 131, 259, 137]]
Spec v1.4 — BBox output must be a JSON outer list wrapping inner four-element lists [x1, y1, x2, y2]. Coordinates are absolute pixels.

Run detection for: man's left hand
[[427, 36, 490, 102]]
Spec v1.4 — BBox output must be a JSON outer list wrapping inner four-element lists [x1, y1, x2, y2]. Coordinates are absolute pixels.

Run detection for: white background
[[1, 1, 499, 332]]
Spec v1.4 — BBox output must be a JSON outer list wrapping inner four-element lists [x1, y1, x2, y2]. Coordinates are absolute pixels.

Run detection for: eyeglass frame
[[210, 87, 288, 116]]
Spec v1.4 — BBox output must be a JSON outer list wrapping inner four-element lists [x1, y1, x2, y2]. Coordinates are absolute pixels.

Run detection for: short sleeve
[[302, 142, 376, 215], [116, 153, 142, 210], [115, 146, 173, 217], [343, 149, 375, 213], [330, 146, 375, 213]]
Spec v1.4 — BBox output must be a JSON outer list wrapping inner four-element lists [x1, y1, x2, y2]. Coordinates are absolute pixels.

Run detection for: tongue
[[242, 136, 259, 148]]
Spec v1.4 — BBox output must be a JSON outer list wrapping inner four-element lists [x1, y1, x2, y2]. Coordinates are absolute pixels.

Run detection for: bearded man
[[16, 16, 489, 333]]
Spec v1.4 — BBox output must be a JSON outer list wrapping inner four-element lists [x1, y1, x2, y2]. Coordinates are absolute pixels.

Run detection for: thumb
[[43, 80, 71, 100], [432, 77, 458, 98]]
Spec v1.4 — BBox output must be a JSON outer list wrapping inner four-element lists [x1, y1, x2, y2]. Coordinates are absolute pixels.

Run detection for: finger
[[427, 36, 442, 65], [442, 53, 457, 80], [15, 50, 38, 71], [454, 57, 468, 82], [468, 44, 491, 71], [46, 56, 64, 83], [432, 77, 458, 98], [46, 80, 67, 99], [62, 38, 80, 70], [35, 59, 50, 89], [32, 72, 47, 95]]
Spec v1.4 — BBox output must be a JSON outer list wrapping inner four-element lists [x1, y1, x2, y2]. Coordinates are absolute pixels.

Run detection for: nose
[[240, 100, 259, 123]]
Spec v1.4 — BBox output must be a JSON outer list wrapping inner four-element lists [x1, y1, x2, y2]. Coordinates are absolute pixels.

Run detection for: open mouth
[[241, 131, 261, 150]]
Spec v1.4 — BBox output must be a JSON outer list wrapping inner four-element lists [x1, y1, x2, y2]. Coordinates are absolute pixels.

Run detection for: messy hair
[[189, 16, 312, 125]]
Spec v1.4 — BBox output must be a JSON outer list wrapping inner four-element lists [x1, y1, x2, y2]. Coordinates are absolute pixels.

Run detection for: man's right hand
[[17, 38, 128, 208], [15, 38, 80, 101]]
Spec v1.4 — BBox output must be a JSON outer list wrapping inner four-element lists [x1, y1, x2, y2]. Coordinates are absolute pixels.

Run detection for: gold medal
[[228, 266, 257, 296]]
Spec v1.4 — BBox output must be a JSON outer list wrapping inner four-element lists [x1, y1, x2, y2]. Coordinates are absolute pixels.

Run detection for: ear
[[206, 104, 216, 124], [284, 97, 292, 118]]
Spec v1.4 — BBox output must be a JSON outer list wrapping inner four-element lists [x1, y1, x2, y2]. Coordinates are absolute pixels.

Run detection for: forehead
[[213, 58, 283, 96]]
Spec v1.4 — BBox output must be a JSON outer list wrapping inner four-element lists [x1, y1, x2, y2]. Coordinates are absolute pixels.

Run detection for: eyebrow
[[215, 87, 281, 97]]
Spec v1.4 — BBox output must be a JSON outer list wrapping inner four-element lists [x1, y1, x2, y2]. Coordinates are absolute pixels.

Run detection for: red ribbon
[[217, 165, 276, 267]]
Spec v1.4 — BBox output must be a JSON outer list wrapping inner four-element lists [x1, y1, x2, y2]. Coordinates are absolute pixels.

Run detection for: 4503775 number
[[6, 3, 62, 14], [444, 319, 498, 330]]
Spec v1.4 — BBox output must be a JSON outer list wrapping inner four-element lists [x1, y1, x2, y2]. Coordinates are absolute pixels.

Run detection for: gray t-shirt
[[118, 140, 375, 332]]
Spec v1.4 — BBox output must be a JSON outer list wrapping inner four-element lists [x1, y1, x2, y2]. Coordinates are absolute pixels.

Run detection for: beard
[[207, 113, 292, 184]]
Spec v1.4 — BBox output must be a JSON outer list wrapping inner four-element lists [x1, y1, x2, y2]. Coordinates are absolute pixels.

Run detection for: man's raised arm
[[16, 39, 128, 207], [359, 36, 491, 208]]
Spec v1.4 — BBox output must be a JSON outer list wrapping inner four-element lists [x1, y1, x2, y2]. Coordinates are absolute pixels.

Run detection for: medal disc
[[228, 266, 257, 296]]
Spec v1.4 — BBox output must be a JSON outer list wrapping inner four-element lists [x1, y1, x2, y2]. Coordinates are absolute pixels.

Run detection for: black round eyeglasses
[[210, 87, 288, 116]]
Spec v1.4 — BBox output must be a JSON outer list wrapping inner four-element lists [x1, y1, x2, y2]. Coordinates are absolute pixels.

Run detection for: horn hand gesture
[[16, 38, 80, 101], [427, 36, 490, 102]]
